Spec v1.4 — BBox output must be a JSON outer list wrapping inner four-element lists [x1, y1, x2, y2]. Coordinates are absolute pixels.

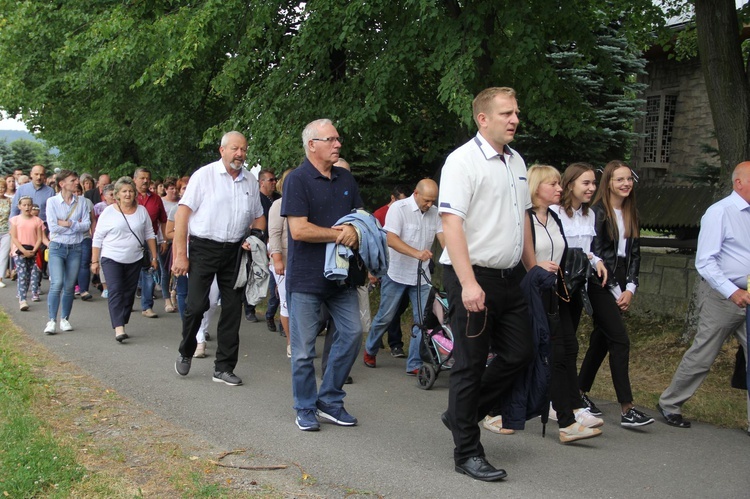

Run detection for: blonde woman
[[92, 177, 157, 342]]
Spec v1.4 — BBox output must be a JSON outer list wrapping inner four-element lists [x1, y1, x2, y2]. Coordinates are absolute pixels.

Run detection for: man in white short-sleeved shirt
[[172, 131, 265, 387], [363, 179, 444, 374], [438, 87, 536, 482]]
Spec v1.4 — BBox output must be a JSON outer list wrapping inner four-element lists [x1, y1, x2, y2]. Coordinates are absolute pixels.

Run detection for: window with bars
[[642, 93, 677, 167]]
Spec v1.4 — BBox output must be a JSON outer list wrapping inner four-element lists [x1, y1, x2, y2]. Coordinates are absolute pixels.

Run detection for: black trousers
[[178, 237, 243, 373], [578, 265, 633, 403], [443, 265, 533, 465], [550, 289, 581, 428], [101, 257, 141, 329]]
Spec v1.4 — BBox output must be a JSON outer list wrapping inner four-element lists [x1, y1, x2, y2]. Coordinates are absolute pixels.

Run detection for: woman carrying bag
[[91, 177, 157, 343]]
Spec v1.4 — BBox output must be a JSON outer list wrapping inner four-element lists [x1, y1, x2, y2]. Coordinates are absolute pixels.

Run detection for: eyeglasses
[[311, 136, 343, 144], [612, 177, 635, 184]]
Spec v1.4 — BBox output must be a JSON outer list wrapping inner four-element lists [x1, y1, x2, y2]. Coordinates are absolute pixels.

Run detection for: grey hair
[[221, 131, 246, 147], [113, 176, 137, 199], [102, 183, 115, 194], [302, 119, 332, 153], [133, 167, 151, 178]]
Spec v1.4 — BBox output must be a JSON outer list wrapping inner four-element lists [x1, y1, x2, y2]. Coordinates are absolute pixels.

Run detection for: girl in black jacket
[[578, 160, 654, 428]]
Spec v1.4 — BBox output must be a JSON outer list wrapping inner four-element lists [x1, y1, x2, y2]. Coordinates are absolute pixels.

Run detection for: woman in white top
[[528, 165, 603, 443], [91, 177, 157, 343], [579, 160, 654, 428], [268, 169, 293, 357], [550, 162, 608, 419]]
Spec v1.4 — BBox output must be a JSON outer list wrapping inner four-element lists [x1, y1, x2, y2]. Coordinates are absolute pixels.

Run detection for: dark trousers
[[178, 237, 243, 373], [578, 265, 633, 403], [101, 257, 141, 329], [443, 265, 533, 465], [550, 290, 581, 428]]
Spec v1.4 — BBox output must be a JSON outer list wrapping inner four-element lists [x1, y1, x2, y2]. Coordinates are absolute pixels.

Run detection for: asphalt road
[[1, 284, 748, 498]]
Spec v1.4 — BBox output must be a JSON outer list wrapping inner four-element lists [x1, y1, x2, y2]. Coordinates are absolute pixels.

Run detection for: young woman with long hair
[[578, 160, 654, 428]]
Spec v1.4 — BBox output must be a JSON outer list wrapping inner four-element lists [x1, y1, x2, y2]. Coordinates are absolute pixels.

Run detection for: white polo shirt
[[384, 194, 443, 286], [179, 160, 264, 243], [438, 133, 530, 269]]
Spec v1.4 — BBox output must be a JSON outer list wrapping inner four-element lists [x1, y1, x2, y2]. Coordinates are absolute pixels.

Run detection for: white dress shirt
[[384, 194, 442, 285], [179, 160, 263, 243], [695, 191, 750, 298]]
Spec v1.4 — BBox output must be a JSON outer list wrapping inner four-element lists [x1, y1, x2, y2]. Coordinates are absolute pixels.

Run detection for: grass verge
[[0, 310, 327, 497]]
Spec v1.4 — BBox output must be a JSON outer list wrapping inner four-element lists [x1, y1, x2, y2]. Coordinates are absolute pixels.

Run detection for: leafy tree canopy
[[0, 0, 671, 201]]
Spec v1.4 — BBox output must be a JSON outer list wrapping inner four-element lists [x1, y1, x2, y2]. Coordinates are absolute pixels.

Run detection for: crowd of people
[[3, 85, 748, 483]]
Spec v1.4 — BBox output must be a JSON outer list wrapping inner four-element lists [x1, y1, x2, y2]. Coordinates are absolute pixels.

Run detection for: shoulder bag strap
[[118, 205, 145, 248]]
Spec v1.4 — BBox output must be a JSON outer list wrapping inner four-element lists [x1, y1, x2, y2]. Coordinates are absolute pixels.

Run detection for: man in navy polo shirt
[[282, 118, 364, 432]]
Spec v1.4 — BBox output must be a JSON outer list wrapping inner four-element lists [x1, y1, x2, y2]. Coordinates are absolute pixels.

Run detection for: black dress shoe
[[656, 404, 691, 428], [455, 456, 507, 482], [345, 376, 353, 384], [245, 312, 259, 322], [115, 333, 127, 343], [266, 318, 277, 332], [441, 411, 452, 431]]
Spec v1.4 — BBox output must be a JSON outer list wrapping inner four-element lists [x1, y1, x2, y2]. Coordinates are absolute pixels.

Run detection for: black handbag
[[563, 247, 592, 295], [563, 247, 596, 315]]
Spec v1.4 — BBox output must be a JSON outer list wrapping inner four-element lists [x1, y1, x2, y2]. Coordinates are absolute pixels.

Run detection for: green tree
[[0, 139, 12, 175], [0, 0, 670, 189]]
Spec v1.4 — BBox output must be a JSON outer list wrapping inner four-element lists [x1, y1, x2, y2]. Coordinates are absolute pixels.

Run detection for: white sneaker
[[60, 318, 73, 332], [0, 281, 6, 288], [574, 408, 604, 428], [44, 320, 56, 335]]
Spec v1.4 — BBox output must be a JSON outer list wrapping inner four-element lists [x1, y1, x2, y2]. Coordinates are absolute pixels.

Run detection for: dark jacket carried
[[591, 204, 640, 291]]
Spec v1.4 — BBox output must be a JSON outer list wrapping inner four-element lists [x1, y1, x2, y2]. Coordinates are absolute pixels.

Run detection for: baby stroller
[[415, 261, 455, 390]]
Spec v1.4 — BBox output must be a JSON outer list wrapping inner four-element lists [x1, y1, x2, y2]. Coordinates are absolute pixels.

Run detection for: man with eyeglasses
[[438, 87, 536, 482], [256, 169, 281, 331], [282, 119, 364, 432]]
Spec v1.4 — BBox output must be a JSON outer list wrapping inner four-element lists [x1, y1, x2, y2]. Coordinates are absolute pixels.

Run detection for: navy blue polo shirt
[[282, 159, 364, 293]]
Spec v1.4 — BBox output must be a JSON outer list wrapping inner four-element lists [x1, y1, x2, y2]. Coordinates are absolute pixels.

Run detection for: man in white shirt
[[363, 179, 444, 374], [172, 131, 265, 387], [438, 87, 536, 482], [658, 161, 750, 430]]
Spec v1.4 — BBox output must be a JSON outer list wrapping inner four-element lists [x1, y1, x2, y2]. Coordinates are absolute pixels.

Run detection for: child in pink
[[9, 196, 44, 310]]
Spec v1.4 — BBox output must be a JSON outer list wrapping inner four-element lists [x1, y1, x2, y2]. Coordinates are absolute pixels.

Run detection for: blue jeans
[[140, 266, 157, 311], [76, 238, 92, 294], [290, 288, 362, 411], [47, 241, 82, 321], [365, 274, 428, 371]]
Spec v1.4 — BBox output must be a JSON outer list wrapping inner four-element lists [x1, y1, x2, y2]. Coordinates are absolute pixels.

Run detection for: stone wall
[[631, 249, 696, 319]]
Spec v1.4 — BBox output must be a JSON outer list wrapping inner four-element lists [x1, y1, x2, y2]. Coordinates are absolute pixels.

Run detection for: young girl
[[550, 163, 607, 416], [578, 160, 654, 428], [9, 196, 44, 310]]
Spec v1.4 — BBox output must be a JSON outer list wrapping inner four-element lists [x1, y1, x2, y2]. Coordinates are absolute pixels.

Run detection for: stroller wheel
[[417, 364, 437, 390]]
